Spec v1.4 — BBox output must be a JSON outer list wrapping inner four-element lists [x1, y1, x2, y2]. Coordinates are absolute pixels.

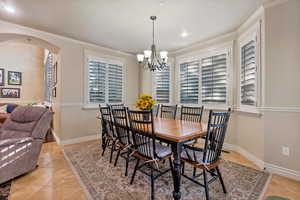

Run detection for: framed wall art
[[0, 68, 4, 86], [8, 71, 22, 85], [0, 88, 21, 98]]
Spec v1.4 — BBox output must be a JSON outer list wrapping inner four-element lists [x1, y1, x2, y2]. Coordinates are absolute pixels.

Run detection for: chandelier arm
[[152, 18, 155, 45]]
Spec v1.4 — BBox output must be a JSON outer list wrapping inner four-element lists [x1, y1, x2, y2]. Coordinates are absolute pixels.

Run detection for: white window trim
[[83, 50, 126, 109], [237, 21, 261, 114], [176, 42, 233, 110], [152, 61, 173, 104]]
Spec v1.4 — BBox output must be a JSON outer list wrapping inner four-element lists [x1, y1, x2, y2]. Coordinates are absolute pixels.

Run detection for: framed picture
[[8, 71, 22, 85], [0, 88, 20, 98], [53, 62, 57, 86], [0, 68, 4, 86], [52, 87, 56, 98]]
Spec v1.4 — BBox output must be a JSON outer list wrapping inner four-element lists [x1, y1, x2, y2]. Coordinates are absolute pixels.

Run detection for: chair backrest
[[160, 104, 177, 119], [152, 104, 160, 117], [203, 108, 231, 165], [127, 110, 156, 160], [180, 106, 204, 123], [99, 106, 115, 138], [107, 103, 124, 110], [111, 107, 130, 146]]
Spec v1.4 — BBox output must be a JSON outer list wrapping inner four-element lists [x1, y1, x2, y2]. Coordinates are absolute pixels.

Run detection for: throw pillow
[[0, 105, 7, 113], [7, 104, 17, 113]]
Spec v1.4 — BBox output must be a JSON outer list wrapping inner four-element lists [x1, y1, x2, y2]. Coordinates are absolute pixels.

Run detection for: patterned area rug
[[0, 181, 11, 200], [64, 141, 270, 200]]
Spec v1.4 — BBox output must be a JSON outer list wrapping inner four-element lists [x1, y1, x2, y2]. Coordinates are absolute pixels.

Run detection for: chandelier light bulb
[[144, 50, 152, 59], [137, 54, 144, 63], [160, 51, 168, 59]]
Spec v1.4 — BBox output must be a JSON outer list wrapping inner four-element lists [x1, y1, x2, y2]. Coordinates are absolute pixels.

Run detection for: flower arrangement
[[136, 94, 156, 110]]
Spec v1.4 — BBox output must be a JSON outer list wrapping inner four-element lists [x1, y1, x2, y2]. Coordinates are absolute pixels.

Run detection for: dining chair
[[111, 107, 135, 176], [152, 104, 160, 117], [180, 105, 204, 176], [107, 103, 125, 110], [180, 105, 204, 123], [127, 109, 173, 200], [181, 108, 231, 200], [160, 104, 177, 119], [99, 106, 118, 163]]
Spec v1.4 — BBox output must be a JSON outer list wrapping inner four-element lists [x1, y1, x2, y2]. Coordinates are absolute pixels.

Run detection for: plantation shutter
[[180, 61, 199, 104], [201, 53, 227, 104], [241, 40, 256, 106], [45, 53, 53, 102], [155, 66, 170, 103], [88, 60, 106, 103], [108, 64, 123, 103]]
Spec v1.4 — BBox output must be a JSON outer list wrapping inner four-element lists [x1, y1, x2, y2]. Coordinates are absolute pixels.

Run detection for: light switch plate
[[282, 146, 290, 156]]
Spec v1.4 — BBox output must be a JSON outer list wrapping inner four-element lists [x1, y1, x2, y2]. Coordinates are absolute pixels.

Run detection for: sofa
[[0, 106, 53, 184], [0, 103, 18, 125]]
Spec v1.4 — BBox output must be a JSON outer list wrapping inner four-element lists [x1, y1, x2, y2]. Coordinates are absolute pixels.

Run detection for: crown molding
[[170, 31, 236, 56], [0, 19, 134, 58], [263, 0, 290, 8], [237, 6, 264, 35]]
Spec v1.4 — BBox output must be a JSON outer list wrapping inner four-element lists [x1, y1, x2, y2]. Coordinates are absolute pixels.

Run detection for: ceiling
[[0, 0, 263, 54]]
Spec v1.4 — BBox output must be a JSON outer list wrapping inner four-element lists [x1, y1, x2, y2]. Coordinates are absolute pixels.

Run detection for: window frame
[[176, 43, 233, 109], [237, 22, 261, 114], [152, 62, 173, 104], [177, 57, 200, 105], [84, 53, 126, 109], [199, 48, 232, 109]]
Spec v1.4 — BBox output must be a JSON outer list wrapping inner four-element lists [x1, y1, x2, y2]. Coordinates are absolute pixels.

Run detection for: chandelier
[[137, 16, 168, 71]]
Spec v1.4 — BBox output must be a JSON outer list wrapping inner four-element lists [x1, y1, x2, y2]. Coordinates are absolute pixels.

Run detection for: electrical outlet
[[282, 146, 290, 156]]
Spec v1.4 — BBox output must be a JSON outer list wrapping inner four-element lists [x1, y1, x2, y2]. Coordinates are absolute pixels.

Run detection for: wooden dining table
[[153, 117, 207, 200]]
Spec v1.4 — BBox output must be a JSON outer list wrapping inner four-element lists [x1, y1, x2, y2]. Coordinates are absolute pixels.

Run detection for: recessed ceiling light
[[181, 31, 189, 38], [4, 5, 15, 13]]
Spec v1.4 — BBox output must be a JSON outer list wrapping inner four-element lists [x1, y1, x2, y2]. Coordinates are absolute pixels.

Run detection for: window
[[240, 39, 257, 106], [154, 66, 170, 103], [179, 61, 199, 104], [201, 53, 227, 104], [87, 58, 123, 105]]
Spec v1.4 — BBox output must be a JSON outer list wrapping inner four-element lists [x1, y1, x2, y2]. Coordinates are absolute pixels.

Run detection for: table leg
[[171, 143, 182, 200]]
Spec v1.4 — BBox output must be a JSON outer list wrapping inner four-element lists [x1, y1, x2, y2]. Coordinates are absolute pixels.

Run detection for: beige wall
[[0, 20, 139, 142], [264, 0, 300, 171], [0, 42, 44, 104]]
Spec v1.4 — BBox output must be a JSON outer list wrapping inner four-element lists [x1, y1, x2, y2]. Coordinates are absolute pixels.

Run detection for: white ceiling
[[0, 0, 263, 54]]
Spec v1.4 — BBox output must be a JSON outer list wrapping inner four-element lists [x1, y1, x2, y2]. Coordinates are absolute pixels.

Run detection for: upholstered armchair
[[0, 106, 53, 184]]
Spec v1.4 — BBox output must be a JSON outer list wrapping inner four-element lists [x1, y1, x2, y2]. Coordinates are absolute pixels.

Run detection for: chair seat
[[181, 148, 204, 163], [154, 142, 172, 159], [183, 139, 197, 145]]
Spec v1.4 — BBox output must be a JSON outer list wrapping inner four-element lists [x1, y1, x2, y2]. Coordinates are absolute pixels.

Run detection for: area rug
[[0, 181, 11, 200], [64, 141, 270, 200], [266, 196, 289, 200]]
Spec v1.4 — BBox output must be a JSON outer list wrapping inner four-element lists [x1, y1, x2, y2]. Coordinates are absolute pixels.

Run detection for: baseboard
[[60, 134, 100, 146], [224, 143, 300, 182], [51, 130, 61, 145], [223, 143, 238, 152], [265, 163, 300, 182], [235, 146, 265, 170]]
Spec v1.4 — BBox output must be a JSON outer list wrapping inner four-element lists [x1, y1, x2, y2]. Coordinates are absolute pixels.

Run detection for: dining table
[[153, 117, 207, 200]]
